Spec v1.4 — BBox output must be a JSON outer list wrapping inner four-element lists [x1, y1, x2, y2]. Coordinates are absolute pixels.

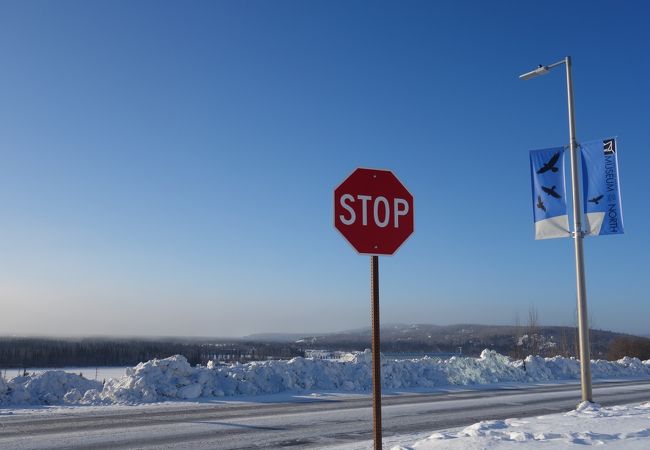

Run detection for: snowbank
[[385, 401, 650, 449], [100, 353, 372, 403], [0, 371, 102, 405], [2, 350, 650, 406]]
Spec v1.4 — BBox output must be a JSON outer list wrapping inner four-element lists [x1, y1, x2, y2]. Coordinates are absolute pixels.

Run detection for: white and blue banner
[[581, 138, 624, 236], [530, 147, 570, 240]]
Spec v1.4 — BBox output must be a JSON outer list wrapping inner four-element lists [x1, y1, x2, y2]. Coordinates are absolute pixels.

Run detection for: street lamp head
[[519, 65, 550, 80]]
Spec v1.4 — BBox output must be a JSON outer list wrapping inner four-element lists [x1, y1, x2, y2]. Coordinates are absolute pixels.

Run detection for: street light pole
[[520, 56, 593, 403], [564, 56, 593, 403]]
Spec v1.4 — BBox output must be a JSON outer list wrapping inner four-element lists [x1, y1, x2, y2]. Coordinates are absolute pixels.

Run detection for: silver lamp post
[[519, 56, 593, 403]]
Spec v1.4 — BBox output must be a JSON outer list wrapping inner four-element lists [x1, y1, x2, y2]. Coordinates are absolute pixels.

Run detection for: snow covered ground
[[1, 350, 649, 407], [337, 401, 650, 449], [1, 381, 650, 449]]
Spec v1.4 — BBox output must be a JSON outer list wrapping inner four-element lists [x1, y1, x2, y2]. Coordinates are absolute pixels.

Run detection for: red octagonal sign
[[334, 168, 414, 255]]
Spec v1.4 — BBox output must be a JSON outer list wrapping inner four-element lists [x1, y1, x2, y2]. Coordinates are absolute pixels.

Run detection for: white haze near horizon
[[1, 316, 646, 341], [2, 259, 647, 338], [3, 287, 648, 338]]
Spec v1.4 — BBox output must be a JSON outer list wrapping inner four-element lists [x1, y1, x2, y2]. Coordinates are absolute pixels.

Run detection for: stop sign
[[334, 168, 414, 255]]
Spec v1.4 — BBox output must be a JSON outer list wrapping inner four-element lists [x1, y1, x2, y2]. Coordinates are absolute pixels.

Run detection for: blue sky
[[1, 1, 649, 337]]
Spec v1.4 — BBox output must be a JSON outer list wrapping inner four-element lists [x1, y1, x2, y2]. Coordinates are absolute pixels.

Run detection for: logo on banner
[[603, 139, 616, 155]]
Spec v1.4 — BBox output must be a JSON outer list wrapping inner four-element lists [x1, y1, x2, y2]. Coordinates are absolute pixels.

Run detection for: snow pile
[[2, 350, 650, 406], [0, 371, 102, 405], [100, 351, 521, 403], [387, 402, 650, 449], [100, 353, 372, 403], [96, 350, 650, 404]]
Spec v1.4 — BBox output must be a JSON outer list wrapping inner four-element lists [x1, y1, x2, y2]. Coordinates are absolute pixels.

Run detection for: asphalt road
[[1, 379, 650, 449]]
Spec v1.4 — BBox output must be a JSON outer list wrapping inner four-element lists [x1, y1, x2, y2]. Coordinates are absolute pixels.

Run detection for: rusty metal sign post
[[370, 255, 382, 448], [334, 168, 414, 450]]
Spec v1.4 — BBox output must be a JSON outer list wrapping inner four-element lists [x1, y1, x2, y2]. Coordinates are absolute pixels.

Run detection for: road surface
[[1, 379, 650, 449]]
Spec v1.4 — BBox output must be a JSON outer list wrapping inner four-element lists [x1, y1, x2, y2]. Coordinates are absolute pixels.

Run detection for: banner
[[530, 147, 569, 240], [581, 138, 624, 236]]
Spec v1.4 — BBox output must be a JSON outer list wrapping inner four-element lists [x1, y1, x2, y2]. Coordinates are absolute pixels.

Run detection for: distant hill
[[293, 323, 640, 359]]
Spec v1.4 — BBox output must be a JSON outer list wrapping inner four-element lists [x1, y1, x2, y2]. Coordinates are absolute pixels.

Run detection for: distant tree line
[[299, 323, 631, 359], [607, 336, 650, 361], [2, 330, 643, 370], [0, 338, 305, 368]]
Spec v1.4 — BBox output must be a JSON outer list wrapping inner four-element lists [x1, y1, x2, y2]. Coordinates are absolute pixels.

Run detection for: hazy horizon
[[0, 320, 646, 340]]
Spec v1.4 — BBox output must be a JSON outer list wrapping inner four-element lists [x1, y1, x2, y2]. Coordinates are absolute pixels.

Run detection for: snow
[[374, 401, 650, 449], [0, 371, 101, 405], [1, 349, 650, 407]]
